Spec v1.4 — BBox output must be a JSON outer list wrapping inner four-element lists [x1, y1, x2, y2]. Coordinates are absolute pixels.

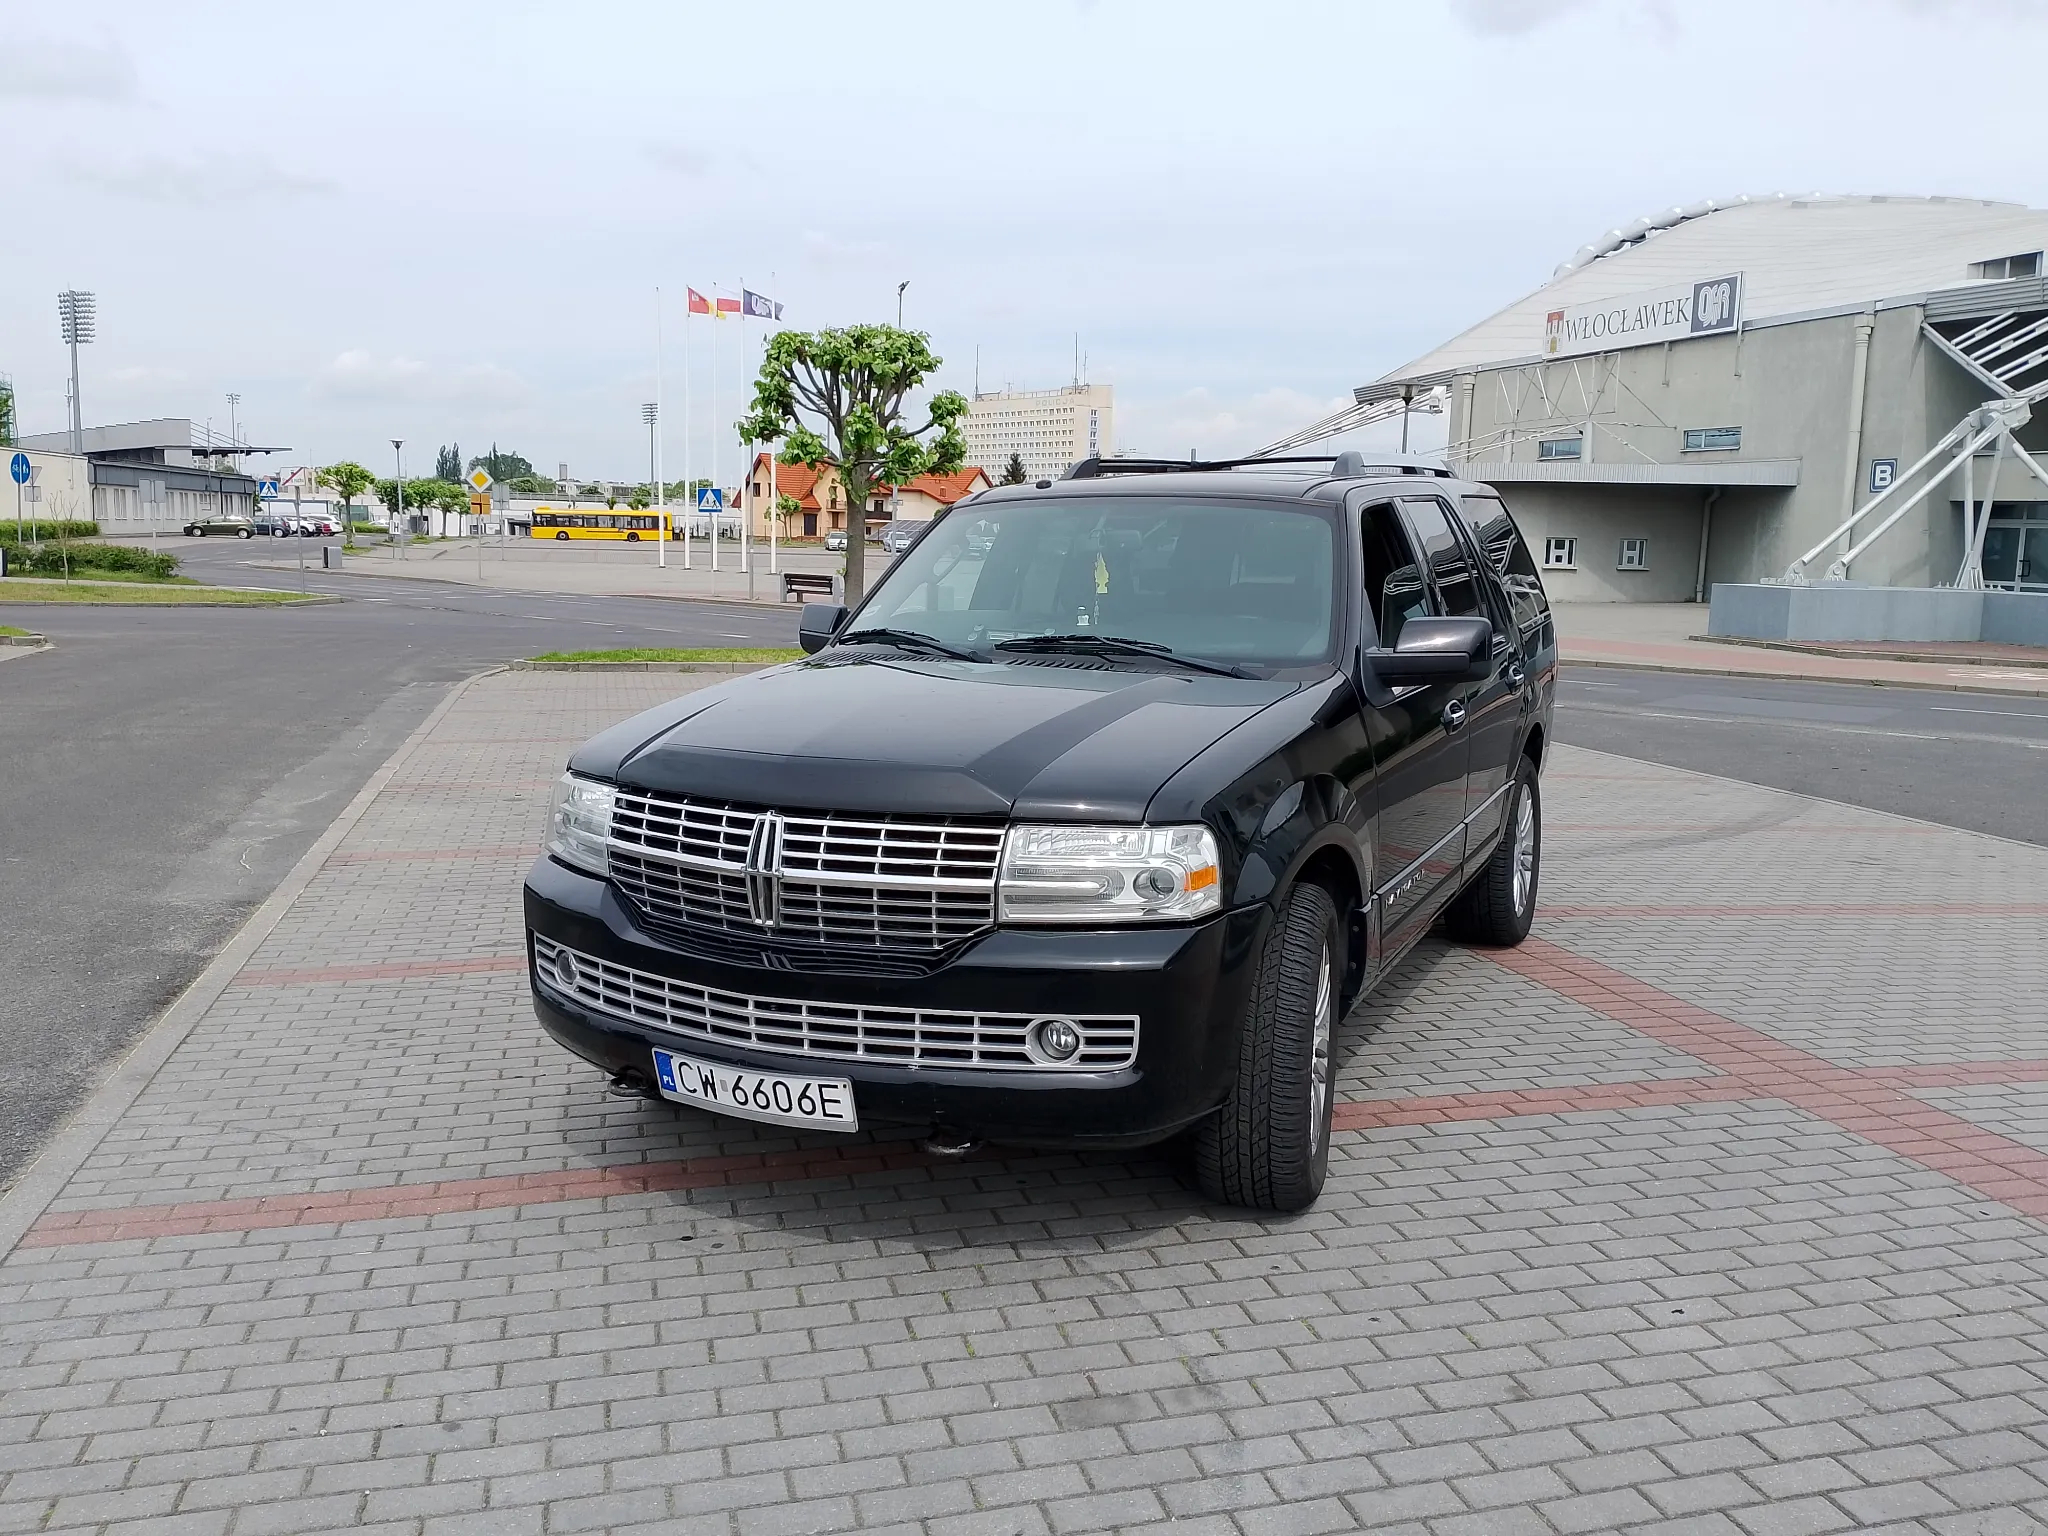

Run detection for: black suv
[[525, 454, 1554, 1210]]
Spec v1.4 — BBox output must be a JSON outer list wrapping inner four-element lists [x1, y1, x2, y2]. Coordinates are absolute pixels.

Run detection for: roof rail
[[1063, 453, 1450, 481]]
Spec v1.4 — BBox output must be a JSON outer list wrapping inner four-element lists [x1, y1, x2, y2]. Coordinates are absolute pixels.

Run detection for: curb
[[1, 632, 46, 646], [0, 667, 503, 1260], [508, 659, 784, 673], [1561, 655, 2048, 698], [1690, 633, 2048, 669], [284, 559, 811, 612]]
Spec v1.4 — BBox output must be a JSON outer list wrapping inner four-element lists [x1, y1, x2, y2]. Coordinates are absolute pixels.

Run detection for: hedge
[[0, 520, 99, 543], [6, 541, 180, 579]]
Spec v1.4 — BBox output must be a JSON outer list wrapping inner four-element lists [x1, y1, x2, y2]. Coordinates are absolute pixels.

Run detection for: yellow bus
[[529, 509, 674, 542]]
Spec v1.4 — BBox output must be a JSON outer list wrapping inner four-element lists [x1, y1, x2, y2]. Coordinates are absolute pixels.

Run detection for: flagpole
[[733, 278, 741, 577], [682, 299, 692, 570], [769, 270, 779, 577], [655, 287, 666, 569], [710, 293, 720, 574]]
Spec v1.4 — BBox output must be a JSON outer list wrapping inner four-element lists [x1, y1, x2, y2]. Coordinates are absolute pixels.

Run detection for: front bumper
[[524, 855, 1267, 1148]]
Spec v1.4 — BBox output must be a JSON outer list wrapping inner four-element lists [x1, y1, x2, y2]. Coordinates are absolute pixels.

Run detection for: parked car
[[879, 519, 924, 554], [824, 528, 847, 551], [183, 516, 255, 538], [251, 516, 298, 537], [525, 453, 1555, 1211]]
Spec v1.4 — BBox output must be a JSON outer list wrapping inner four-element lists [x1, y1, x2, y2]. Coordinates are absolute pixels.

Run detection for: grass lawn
[[0, 624, 31, 637], [0, 579, 320, 606], [529, 646, 804, 664]]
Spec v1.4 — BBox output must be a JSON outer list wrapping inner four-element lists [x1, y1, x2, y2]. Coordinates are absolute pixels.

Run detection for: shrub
[[0, 520, 98, 543], [7, 541, 180, 579]]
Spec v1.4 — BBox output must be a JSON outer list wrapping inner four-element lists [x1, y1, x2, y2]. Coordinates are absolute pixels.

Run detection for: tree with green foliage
[[468, 445, 534, 483], [434, 444, 462, 482], [738, 325, 966, 605], [1001, 451, 1028, 485], [626, 486, 651, 510], [505, 474, 557, 496], [316, 461, 376, 549]]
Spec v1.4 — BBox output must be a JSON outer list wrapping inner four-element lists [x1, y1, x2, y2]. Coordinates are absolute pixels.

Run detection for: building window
[[1536, 436, 1582, 461], [1617, 538, 1648, 570], [1971, 252, 2043, 281], [1543, 537, 1577, 569], [1682, 426, 1742, 452]]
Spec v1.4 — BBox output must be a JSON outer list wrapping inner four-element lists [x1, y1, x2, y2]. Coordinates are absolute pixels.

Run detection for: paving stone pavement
[[5, 669, 2048, 1536]]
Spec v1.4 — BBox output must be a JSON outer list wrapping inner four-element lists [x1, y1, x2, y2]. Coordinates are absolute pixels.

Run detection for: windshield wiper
[[834, 627, 985, 662], [993, 634, 1253, 678]]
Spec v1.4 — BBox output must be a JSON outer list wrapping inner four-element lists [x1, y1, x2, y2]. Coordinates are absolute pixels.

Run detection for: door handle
[[1504, 660, 1526, 692], [1443, 699, 1468, 732]]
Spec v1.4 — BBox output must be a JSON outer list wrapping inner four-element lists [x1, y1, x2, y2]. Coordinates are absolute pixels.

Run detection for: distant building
[[962, 384, 1113, 483], [16, 418, 278, 532], [748, 454, 992, 538]]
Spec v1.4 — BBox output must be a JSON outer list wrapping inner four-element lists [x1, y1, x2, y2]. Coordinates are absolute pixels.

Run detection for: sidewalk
[[6, 669, 2048, 1533], [1555, 601, 2048, 696], [252, 541, 879, 609]]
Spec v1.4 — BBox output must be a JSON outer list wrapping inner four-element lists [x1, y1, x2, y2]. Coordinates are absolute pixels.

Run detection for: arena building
[[1285, 195, 2048, 602]]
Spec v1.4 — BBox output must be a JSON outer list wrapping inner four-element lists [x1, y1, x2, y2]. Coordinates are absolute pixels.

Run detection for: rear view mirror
[[798, 603, 848, 654], [1367, 616, 1492, 685]]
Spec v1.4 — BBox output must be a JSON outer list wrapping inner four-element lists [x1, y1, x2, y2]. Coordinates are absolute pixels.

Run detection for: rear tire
[[1194, 882, 1341, 1213], [1445, 758, 1540, 947]]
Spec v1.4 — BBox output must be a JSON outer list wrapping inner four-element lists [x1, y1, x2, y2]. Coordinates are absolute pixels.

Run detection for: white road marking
[[1929, 705, 2048, 721]]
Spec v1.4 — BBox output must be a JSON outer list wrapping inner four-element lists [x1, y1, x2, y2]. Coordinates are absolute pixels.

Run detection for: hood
[[606, 656, 1298, 820]]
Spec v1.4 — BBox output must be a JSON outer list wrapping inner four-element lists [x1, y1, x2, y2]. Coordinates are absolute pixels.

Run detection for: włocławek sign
[[1543, 274, 1743, 360]]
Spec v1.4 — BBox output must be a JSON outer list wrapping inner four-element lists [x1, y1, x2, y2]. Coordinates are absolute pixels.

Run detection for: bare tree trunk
[[840, 473, 870, 607]]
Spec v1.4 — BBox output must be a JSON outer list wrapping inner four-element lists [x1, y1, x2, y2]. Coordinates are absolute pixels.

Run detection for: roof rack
[[1062, 452, 1450, 481]]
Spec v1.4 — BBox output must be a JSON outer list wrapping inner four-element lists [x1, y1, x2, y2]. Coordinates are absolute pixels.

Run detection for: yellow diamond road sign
[[467, 468, 493, 492]]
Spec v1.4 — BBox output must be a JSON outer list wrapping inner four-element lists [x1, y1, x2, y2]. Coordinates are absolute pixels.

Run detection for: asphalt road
[[1556, 664, 2048, 846], [0, 544, 797, 1189]]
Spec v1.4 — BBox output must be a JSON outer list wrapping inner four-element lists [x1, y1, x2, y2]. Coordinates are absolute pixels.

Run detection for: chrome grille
[[608, 789, 1002, 951], [533, 936, 1138, 1071]]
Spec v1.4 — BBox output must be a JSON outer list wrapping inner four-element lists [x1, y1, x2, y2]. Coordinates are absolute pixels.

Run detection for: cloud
[[1446, 0, 1597, 34], [311, 350, 530, 410], [1119, 386, 1354, 460], [72, 151, 335, 208], [800, 228, 887, 261], [0, 36, 138, 101], [644, 141, 709, 177]]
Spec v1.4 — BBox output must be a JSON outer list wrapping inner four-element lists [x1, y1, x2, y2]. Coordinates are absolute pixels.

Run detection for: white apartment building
[[962, 384, 1114, 482]]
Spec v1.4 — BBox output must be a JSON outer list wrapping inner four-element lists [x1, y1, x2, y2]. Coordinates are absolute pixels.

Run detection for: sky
[[3, 0, 2045, 484]]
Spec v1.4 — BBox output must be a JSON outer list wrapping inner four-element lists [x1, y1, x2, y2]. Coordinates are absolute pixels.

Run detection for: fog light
[[554, 950, 579, 989], [1029, 1017, 1083, 1064]]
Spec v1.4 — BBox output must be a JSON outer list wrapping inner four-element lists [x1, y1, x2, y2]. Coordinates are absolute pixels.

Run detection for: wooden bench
[[782, 571, 836, 603]]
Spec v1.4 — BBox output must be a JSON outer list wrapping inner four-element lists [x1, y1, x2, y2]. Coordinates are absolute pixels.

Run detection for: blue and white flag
[[742, 290, 782, 321]]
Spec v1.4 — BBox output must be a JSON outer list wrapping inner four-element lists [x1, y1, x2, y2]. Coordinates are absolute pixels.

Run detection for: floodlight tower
[[57, 290, 96, 453]]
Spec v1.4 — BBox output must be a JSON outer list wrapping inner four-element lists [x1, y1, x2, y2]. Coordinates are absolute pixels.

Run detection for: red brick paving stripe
[[19, 1141, 938, 1249], [1545, 903, 2048, 919], [1488, 938, 2048, 1223], [329, 846, 539, 864], [1334, 1076, 1761, 1130], [228, 955, 526, 987]]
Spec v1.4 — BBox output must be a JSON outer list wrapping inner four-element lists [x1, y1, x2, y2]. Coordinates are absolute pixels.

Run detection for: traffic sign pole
[[10, 453, 30, 552]]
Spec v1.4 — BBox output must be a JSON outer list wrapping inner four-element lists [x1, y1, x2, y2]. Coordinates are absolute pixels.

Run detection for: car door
[[1357, 500, 1469, 941], [1407, 494, 1524, 854]]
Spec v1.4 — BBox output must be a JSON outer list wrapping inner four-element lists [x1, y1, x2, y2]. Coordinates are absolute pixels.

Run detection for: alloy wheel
[[1511, 786, 1537, 914], [1308, 941, 1334, 1154]]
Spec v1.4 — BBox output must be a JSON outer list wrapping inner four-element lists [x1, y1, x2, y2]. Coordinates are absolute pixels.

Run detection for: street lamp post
[[226, 393, 240, 466], [896, 281, 908, 328], [642, 402, 661, 568], [390, 439, 404, 562]]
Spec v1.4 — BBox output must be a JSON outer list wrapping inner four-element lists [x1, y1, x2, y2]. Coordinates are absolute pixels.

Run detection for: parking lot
[[4, 668, 2048, 1535]]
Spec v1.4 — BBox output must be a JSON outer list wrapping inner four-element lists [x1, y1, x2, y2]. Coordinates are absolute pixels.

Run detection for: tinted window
[[1459, 494, 1549, 636], [1400, 497, 1483, 618], [857, 498, 1337, 666], [1360, 502, 1429, 648]]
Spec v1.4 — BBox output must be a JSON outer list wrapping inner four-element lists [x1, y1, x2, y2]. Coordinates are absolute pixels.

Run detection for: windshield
[[849, 497, 1338, 668]]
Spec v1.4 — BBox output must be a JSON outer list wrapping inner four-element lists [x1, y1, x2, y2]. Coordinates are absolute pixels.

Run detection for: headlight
[[997, 824, 1221, 925], [546, 773, 615, 876]]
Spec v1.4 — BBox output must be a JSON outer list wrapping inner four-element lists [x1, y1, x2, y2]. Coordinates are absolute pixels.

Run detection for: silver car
[[879, 520, 924, 554]]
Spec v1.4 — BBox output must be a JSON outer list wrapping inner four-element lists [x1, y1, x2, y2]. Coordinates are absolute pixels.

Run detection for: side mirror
[[798, 603, 848, 654], [1366, 616, 1492, 685]]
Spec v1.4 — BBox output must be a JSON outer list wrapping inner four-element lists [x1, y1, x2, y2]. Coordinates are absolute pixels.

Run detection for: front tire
[[1194, 882, 1341, 1213], [1445, 758, 1540, 946]]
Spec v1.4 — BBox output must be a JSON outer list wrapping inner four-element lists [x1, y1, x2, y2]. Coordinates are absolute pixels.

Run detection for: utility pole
[[226, 393, 240, 466]]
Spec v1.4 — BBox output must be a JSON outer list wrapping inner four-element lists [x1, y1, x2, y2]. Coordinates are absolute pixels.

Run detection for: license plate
[[650, 1048, 858, 1132]]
